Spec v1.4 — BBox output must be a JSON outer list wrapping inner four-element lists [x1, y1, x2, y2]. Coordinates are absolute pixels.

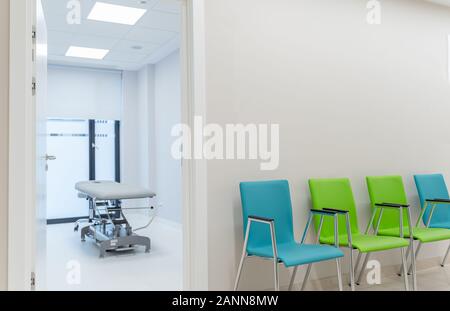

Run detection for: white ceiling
[[41, 0, 181, 71]]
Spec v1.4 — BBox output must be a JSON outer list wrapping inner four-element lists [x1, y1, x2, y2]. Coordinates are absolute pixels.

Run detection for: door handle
[[45, 154, 56, 161], [43, 154, 56, 172]]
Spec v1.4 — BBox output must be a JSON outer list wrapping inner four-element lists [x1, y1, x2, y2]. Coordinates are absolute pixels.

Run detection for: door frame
[[8, 0, 208, 291]]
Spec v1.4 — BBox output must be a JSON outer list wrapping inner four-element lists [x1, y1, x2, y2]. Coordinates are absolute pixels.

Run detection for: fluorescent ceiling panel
[[87, 2, 147, 25], [65, 46, 110, 59]]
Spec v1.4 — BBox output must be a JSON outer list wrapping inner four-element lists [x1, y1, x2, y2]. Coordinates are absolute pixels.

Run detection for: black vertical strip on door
[[114, 121, 122, 213], [89, 119, 96, 181], [115, 120, 121, 183]]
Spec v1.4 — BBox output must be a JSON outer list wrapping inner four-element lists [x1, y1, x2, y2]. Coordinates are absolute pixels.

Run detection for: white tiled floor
[[46, 218, 182, 291]]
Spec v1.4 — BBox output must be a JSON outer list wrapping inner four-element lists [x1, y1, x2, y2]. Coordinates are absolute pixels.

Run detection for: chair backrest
[[414, 174, 450, 226], [366, 175, 410, 231], [309, 178, 360, 240], [240, 180, 295, 249]]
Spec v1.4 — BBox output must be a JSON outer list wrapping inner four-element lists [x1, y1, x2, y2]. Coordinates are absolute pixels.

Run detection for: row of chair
[[234, 174, 450, 291]]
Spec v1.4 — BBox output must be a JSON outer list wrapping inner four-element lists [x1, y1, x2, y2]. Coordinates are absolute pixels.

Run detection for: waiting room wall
[[204, 0, 450, 290]]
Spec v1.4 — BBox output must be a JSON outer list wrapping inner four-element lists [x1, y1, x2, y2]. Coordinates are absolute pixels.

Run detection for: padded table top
[[75, 181, 156, 200]]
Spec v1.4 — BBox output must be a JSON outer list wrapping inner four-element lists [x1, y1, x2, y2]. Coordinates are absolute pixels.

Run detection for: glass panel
[[46, 119, 89, 219], [95, 120, 116, 181]]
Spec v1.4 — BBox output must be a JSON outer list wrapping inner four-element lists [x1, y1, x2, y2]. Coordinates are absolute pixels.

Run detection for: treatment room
[[39, 0, 183, 290]]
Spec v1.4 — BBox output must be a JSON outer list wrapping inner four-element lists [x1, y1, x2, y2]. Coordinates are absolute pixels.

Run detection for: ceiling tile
[[70, 34, 120, 49], [48, 30, 74, 46], [73, 19, 133, 38], [43, 0, 180, 71], [49, 44, 72, 56], [137, 10, 181, 32], [113, 40, 160, 55], [152, 0, 181, 14], [126, 26, 176, 44], [104, 50, 148, 63], [85, 0, 159, 13]]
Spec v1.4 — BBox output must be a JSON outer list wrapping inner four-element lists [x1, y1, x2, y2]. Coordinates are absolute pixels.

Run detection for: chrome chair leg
[[408, 242, 421, 275], [353, 252, 363, 285], [400, 247, 410, 291], [349, 248, 355, 291], [233, 254, 247, 291], [336, 258, 343, 291], [234, 219, 251, 291], [288, 266, 298, 291], [398, 242, 421, 276], [398, 243, 411, 276], [409, 242, 417, 291], [405, 207, 417, 291], [274, 259, 280, 291], [301, 264, 313, 291], [356, 253, 370, 285], [441, 242, 450, 267]]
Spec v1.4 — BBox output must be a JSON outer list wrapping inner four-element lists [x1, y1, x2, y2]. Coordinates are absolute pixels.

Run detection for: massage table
[[75, 181, 156, 258]]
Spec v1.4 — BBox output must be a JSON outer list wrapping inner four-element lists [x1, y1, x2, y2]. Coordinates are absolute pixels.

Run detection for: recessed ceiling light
[[65, 46, 110, 60], [87, 2, 147, 25]]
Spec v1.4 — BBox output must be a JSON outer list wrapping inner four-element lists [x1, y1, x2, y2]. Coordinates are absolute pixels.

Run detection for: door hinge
[[32, 27, 36, 41], [32, 26, 36, 62], [32, 78, 36, 96], [31, 272, 36, 290]]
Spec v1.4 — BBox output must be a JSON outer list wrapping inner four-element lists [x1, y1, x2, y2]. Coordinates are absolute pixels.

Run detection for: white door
[[33, 0, 48, 291]]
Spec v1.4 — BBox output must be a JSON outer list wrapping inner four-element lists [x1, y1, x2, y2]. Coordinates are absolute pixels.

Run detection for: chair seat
[[378, 227, 450, 243], [247, 242, 344, 267], [320, 234, 409, 253], [429, 222, 450, 230]]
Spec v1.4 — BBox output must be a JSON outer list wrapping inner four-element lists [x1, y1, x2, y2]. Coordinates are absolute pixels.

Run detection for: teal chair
[[234, 180, 345, 291], [414, 174, 450, 267]]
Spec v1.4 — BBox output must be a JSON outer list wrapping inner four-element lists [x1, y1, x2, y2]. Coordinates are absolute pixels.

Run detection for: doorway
[[8, 0, 208, 291], [44, 0, 183, 291]]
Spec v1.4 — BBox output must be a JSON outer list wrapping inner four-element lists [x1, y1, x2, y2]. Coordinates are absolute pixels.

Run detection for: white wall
[[47, 65, 122, 120], [154, 51, 182, 223], [204, 0, 450, 290], [122, 52, 182, 224], [121, 70, 152, 193], [0, 0, 9, 291]]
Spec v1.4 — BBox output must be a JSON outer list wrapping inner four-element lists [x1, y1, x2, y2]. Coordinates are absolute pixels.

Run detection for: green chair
[[366, 175, 450, 290], [309, 178, 412, 291]]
